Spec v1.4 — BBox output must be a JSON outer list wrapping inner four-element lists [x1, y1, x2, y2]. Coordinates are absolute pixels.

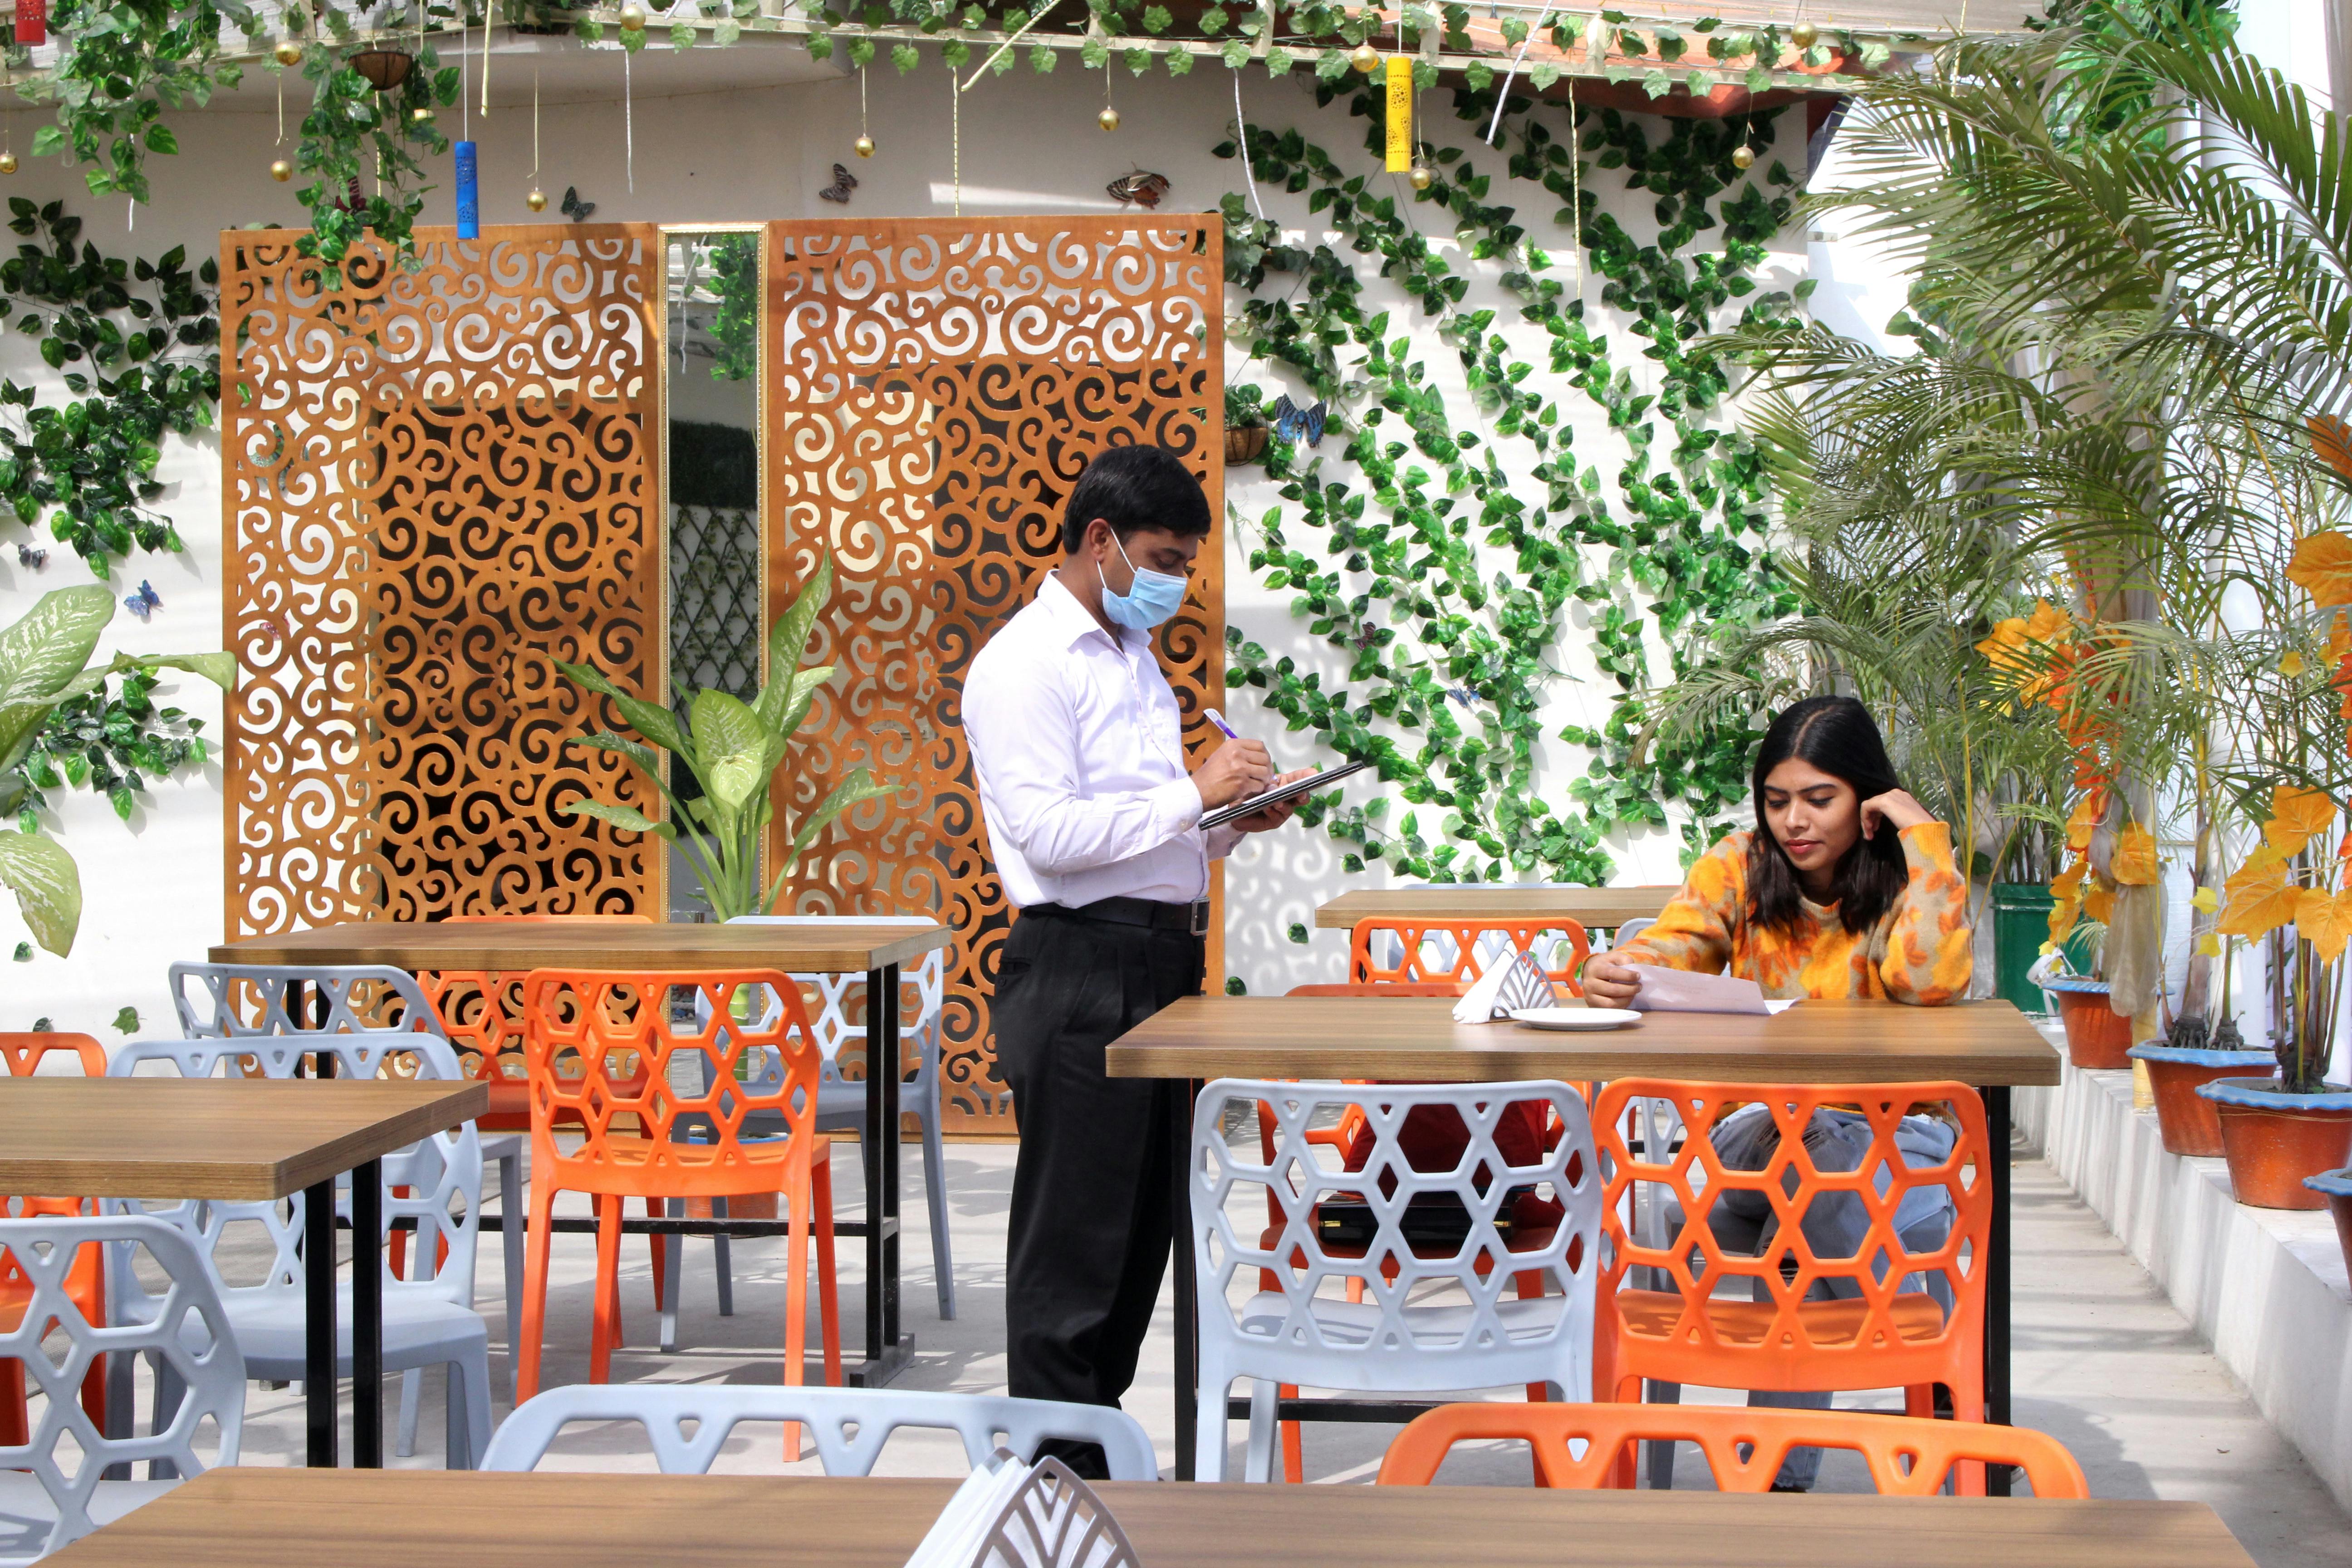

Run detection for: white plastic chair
[[481, 1384, 1157, 1479], [0, 1215, 242, 1565], [108, 1025, 494, 1468], [1609, 916, 1656, 949], [1189, 1078, 1603, 1483], [165, 959, 511, 1457], [671, 916, 954, 1326]]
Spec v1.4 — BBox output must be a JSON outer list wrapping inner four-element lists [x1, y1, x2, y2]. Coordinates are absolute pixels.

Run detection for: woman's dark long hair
[[1746, 696, 1911, 937]]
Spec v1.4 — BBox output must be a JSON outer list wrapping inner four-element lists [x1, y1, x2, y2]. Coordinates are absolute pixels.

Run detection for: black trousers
[[994, 905, 1204, 1478]]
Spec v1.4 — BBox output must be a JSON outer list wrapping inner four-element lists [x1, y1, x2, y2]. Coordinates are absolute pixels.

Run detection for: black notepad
[[1199, 758, 1373, 830]]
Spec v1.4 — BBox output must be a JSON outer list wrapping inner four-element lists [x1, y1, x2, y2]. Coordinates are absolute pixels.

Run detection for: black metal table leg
[[304, 1178, 338, 1467], [1983, 1083, 2013, 1496], [1172, 1077, 1199, 1482], [849, 963, 911, 1387], [351, 1156, 384, 1468]]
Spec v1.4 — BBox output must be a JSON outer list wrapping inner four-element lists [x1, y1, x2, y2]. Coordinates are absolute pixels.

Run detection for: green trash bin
[[1992, 882, 2058, 1016]]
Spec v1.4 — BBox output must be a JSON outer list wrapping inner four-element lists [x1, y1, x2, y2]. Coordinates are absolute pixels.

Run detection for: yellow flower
[[2288, 529, 2352, 608], [2110, 823, 2160, 885]]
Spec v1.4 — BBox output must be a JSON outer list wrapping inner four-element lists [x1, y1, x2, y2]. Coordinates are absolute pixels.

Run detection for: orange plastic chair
[[1590, 1078, 1992, 1492], [517, 968, 841, 1446], [0, 1033, 110, 1445], [1374, 1401, 2088, 1497], [1349, 918, 1590, 995], [418, 913, 656, 1132]]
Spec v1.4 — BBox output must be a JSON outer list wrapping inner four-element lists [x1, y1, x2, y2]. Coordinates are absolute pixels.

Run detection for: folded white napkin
[[1452, 958, 1511, 1023]]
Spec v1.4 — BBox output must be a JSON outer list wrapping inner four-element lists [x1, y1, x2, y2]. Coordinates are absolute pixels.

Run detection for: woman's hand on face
[[1859, 788, 1936, 838], [1582, 953, 1642, 1009]]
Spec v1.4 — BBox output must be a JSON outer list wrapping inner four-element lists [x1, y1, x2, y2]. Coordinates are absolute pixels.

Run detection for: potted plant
[[2195, 785, 2352, 1209], [556, 551, 887, 921], [2128, 940, 2274, 1157], [1225, 383, 1269, 466]]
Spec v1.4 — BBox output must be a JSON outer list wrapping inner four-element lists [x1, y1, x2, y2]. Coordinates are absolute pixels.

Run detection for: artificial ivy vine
[[1217, 81, 1804, 886], [10, 665, 208, 829], [0, 199, 219, 573]]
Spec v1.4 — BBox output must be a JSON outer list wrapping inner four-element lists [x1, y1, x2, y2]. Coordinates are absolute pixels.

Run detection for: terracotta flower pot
[[2044, 978, 2132, 1070], [2306, 1169, 2352, 1279], [2196, 1077, 2352, 1210], [2126, 1043, 2277, 1157]]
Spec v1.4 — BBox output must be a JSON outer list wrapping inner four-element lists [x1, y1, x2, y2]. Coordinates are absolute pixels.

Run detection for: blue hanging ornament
[[455, 139, 479, 239]]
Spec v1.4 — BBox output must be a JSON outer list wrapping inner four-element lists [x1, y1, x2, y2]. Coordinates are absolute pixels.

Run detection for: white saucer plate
[[1510, 1006, 1642, 1031]]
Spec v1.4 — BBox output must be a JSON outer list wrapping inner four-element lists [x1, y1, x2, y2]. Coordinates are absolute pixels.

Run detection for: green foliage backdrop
[[1218, 80, 1805, 887]]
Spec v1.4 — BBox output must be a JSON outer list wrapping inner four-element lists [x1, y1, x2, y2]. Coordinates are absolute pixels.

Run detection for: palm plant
[[557, 554, 886, 922], [1695, 12, 2352, 1064]]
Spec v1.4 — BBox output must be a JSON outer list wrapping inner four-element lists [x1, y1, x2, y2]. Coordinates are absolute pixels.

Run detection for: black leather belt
[[1026, 896, 1211, 937]]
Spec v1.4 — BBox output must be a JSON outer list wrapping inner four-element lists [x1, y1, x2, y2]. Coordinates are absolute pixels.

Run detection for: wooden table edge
[[1103, 1044, 2062, 1087], [0, 1080, 490, 1201], [206, 921, 955, 973]]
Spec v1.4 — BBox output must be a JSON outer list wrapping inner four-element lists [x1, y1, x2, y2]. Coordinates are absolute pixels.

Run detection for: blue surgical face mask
[[1101, 532, 1188, 631]]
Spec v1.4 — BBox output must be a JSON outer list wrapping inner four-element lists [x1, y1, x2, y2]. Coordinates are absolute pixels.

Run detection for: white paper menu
[[1626, 965, 1801, 1015]]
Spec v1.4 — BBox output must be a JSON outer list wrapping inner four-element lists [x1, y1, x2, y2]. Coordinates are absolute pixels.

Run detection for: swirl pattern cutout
[[220, 225, 667, 939], [759, 217, 1225, 1131]]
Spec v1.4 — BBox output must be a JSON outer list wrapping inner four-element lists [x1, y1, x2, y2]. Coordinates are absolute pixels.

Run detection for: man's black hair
[[1060, 445, 1211, 553]]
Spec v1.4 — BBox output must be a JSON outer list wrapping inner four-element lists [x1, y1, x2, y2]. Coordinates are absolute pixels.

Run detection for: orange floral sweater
[[1615, 823, 1974, 1004]]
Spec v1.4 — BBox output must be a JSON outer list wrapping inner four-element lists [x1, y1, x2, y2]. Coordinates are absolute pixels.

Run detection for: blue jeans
[[1700, 1104, 1958, 1489]]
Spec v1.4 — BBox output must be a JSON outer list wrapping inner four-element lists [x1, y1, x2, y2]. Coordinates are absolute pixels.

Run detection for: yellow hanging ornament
[[0, 153, 16, 176], [270, 158, 293, 181], [619, 1, 647, 28], [1408, 163, 1432, 191], [854, 133, 876, 157], [411, 104, 433, 124], [526, 187, 548, 211], [1731, 143, 1754, 170], [1098, 104, 1120, 131], [1790, 19, 1818, 47], [1350, 41, 1380, 73], [274, 38, 303, 66]]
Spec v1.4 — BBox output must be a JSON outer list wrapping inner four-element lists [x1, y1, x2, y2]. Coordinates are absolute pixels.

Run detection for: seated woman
[[1582, 694, 1973, 1492]]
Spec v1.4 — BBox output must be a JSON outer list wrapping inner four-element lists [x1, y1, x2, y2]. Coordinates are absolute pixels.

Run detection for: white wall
[[0, 49, 1805, 1026]]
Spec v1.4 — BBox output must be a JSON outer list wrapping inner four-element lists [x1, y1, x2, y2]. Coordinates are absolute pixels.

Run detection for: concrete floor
[[201, 1137, 2352, 1567]]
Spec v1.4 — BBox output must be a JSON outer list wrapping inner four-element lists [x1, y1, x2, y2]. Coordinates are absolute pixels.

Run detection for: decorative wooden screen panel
[[220, 225, 667, 937], [761, 217, 1225, 1131]]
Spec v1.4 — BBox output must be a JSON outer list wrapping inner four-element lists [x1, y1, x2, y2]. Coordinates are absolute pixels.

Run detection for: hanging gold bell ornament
[[526, 187, 548, 212], [1730, 143, 1754, 170], [273, 38, 303, 66], [411, 105, 434, 124], [1098, 105, 1120, 131], [0, 154, 17, 176], [1350, 41, 1380, 73], [853, 133, 876, 157], [1789, 19, 1818, 47], [618, 1, 646, 28], [270, 158, 293, 182], [1408, 163, 1432, 191]]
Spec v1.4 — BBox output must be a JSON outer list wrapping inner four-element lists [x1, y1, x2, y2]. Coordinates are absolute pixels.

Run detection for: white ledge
[[2018, 1044, 2352, 1515]]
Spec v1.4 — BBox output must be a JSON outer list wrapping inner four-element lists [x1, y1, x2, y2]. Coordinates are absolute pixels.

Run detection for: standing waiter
[[964, 445, 1304, 1475]]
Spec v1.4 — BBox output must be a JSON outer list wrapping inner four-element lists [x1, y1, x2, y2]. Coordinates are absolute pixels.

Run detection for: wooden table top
[[0, 1078, 489, 1200], [1315, 886, 1680, 930], [47, 1468, 2256, 1568], [1105, 996, 2062, 1086], [211, 919, 953, 974]]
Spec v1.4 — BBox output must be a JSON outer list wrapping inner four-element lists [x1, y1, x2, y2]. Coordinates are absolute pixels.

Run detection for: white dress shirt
[[963, 571, 1242, 909]]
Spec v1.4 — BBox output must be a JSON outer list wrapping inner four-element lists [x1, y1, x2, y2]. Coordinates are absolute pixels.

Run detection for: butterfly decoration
[[123, 580, 160, 622], [561, 186, 596, 223], [1106, 170, 1171, 209], [817, 164, 858, 205], [1270, 393, 1328, 447], [15, 542, 44, 570]]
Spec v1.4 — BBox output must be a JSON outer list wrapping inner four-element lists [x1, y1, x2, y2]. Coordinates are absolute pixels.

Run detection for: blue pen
[[1205, 708, 1240, 740]]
